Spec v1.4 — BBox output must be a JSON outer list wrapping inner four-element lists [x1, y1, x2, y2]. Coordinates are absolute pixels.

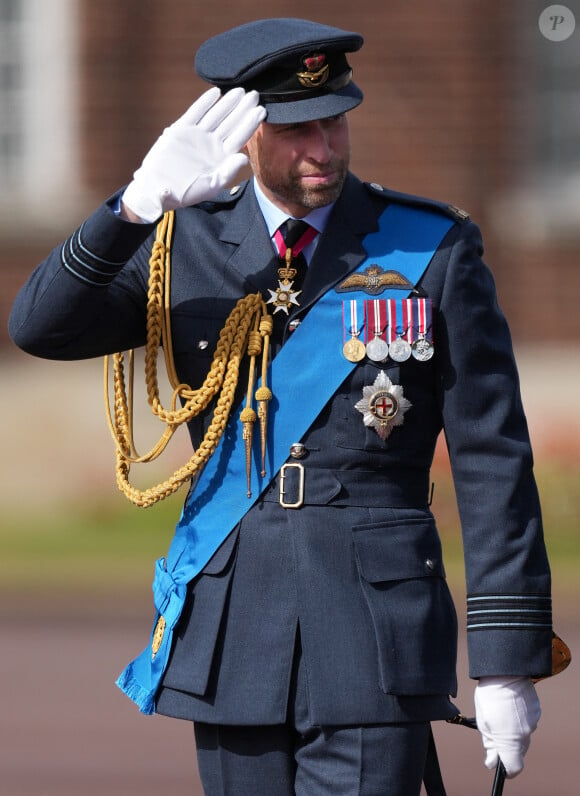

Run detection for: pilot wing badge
[[337, 265, 413, 295]]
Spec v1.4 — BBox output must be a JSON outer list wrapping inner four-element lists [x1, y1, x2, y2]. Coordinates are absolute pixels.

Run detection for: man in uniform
[[9, 18, 553, 796]]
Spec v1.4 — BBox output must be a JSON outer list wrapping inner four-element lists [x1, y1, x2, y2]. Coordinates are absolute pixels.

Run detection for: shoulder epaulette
[[364, 182, 470, 223], [199, 180, 250, 210]]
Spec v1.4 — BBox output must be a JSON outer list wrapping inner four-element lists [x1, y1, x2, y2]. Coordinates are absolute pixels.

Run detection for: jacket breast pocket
[[353, 514, 457, 696], [333, 361, 402, 451], [170, 311, 223, 390]]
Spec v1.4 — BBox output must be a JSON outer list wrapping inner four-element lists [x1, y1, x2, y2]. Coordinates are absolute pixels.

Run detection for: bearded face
[[245, 114, 351, 217]]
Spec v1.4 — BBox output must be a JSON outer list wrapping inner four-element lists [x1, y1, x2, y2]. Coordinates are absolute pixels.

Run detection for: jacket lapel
[[219, 175, 381, 324], [218, 183, 280, 296], [298, 173, 379, 314]]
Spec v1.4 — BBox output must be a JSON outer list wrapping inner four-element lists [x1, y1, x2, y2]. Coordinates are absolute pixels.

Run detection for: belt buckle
[[279, 462, 305, 509]]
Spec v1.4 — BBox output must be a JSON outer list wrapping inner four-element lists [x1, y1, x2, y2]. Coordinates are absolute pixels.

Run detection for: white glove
[[122, 86, 266, 222], [474, 676, 541, 778]]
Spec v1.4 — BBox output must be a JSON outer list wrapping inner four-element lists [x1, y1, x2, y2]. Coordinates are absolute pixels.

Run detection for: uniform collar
[[252, 177, 334, 237]]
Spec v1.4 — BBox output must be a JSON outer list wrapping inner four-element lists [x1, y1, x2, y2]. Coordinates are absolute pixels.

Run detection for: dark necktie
[[273, 219, 315, 304], [267, 220, 316, 336]]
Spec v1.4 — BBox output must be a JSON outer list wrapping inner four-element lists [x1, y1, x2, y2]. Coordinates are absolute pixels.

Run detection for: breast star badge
[[354, 370, 411, 440]]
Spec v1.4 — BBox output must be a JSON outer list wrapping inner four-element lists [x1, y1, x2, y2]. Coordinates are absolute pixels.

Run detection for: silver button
[[230, 185, 241, 195], [289, 443, 307, 459], [197, 340, 209, 350], [425, 558, 435, 572], [289, 319, 302, 332]]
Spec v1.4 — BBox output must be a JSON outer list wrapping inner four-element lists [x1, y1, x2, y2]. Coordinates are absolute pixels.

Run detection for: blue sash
[[116, 203, 455, 713]]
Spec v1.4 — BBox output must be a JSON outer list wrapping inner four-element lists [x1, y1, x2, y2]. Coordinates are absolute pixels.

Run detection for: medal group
[[342, 298, 434, 364], [342, 298, 434, 441]]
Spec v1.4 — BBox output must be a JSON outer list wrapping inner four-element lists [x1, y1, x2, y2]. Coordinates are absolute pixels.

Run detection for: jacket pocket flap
[[353, 517, 445, 583], [201, 529, 239, 575]]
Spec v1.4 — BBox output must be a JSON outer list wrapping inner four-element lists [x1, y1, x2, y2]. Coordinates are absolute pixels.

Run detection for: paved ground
[[1, 604, 577, 796]]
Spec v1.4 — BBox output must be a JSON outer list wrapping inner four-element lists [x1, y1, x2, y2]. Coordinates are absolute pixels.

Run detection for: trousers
[[194, 721, 431, 795], [193, 628, 431, 795]]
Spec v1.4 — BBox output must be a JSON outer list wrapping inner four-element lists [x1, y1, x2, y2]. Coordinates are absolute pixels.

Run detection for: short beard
[[252, 154, 349, 213], [279, 164, 348, 210]]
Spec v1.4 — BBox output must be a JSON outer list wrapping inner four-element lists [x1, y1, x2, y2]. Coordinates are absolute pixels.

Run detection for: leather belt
[[261, 466, 430, 510]]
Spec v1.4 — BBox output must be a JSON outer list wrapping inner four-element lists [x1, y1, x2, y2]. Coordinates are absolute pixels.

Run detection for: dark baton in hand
[[447, 714, 506, 795]]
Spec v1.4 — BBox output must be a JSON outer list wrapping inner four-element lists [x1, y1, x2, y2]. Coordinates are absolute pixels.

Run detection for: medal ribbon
[[360, 299, 434, 350], [402, 298, 412, 343], [421, 299, 433, 342], [273, 224, 318, 260], [386, 299, 397, 344], [116, 203, 455, 715], [416, 298, 426, 341], [364, 299, 387, 343], [343, 299, 365, 342]]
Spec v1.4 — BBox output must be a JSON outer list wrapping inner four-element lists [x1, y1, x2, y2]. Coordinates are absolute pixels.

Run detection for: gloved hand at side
[[474, 676, 541, 778], [122, 86, 266, 222]]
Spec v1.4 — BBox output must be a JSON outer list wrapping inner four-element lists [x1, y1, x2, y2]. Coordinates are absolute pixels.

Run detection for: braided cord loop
[[104, 211, 270, 508]]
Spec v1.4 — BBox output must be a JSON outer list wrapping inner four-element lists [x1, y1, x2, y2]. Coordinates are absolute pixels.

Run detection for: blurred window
[[0, 0, 79, 229], [493, 5, 580, 241], [512, 3, 580, 240], [0, 0, 23, 185], [535, 15, 580, 179]]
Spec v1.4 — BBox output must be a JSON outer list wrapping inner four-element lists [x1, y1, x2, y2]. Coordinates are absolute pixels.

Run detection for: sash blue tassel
[[116, 204, 455, 713]]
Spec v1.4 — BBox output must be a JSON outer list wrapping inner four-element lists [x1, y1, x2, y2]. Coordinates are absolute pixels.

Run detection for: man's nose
[[306, 122, 332, 162]]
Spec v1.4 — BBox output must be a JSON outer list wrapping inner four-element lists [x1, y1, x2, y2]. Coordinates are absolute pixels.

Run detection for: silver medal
[[411, 337, 434, 362], [388, 336, 412, 362], [365, 336, 389, 362]]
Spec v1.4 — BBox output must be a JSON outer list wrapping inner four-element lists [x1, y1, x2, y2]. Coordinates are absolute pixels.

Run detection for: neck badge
[[266, 278, 302, 315], [267, 223, 317, 315]]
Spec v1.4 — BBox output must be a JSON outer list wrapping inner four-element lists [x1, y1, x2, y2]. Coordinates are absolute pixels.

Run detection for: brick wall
[[3, 0, 579, 345]]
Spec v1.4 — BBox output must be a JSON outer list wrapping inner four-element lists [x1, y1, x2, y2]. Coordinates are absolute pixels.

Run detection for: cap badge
[[336, 265, 413, 295], [297, 53, 329, 89]]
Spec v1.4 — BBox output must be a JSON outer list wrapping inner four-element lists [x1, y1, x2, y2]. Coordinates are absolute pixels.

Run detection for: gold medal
[[343, 336, 366, 362], [343, 299, 366, 362]]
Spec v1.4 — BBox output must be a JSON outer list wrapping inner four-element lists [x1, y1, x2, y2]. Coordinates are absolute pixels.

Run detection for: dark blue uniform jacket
[[9, 173, 552, 726]]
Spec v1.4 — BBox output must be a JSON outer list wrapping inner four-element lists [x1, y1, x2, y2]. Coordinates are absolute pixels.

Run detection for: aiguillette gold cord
[[104, 211, 273, 507]]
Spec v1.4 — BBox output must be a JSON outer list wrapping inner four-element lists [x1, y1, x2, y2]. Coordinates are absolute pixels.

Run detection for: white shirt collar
[[252, 178, 334, 237]]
